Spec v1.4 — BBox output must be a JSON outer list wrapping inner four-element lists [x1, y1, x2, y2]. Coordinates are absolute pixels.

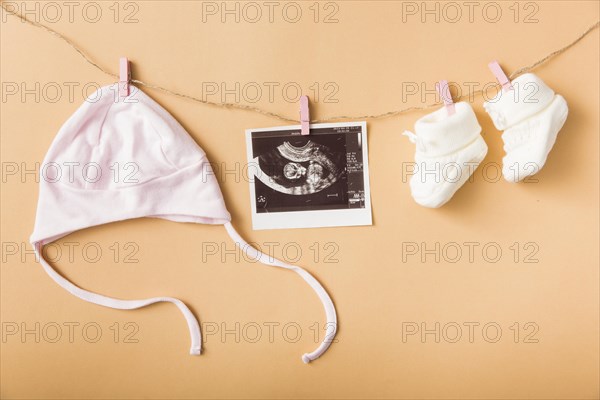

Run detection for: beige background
[[1, 1, 599, 399]]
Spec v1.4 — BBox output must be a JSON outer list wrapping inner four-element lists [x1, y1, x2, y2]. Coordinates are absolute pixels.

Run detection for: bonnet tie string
[[31, 241, 202, 355], [223, 222, 337, 363]]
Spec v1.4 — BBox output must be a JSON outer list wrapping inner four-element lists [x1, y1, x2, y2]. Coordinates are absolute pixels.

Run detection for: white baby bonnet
[[30, 84, 336, 363]]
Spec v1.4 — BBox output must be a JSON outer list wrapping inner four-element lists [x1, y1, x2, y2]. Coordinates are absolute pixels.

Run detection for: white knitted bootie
[[484, 73, 568, 182], [403, 102, 488, 208]]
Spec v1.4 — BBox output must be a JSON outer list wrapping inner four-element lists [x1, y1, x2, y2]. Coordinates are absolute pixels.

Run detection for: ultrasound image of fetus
[[254, 140, 343, 196]]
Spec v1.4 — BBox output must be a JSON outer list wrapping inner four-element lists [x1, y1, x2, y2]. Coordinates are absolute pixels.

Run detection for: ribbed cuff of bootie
[[413, 102, 482, 158], [483, 73, 555, 131]]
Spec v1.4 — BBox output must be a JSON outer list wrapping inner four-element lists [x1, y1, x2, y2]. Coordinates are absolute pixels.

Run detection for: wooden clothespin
[[299, 95, 310, 135], [436, 80, 455, 116], [488, 60, 513, 92], [119, 57, 131, 97]]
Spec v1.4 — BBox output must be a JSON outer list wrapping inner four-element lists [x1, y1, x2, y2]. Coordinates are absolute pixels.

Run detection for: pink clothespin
[[488, 60, 513, 92], [119, 57, 130, 97], [436, 80, 455, 116], [299, 95, 310, 135]]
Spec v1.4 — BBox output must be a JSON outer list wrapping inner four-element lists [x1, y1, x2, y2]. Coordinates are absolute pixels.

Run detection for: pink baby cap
[[30, 84, 336, 363]]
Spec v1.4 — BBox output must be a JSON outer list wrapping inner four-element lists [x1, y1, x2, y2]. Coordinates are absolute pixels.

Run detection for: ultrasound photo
[[245, 122, 372, 230]]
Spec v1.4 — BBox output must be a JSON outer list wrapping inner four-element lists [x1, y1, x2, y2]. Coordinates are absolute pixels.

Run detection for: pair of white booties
[[403, 73, 568, 208]]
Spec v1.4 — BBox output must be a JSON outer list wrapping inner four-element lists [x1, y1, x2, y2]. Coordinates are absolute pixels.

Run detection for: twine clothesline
[[2, 3, 598, 123]]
